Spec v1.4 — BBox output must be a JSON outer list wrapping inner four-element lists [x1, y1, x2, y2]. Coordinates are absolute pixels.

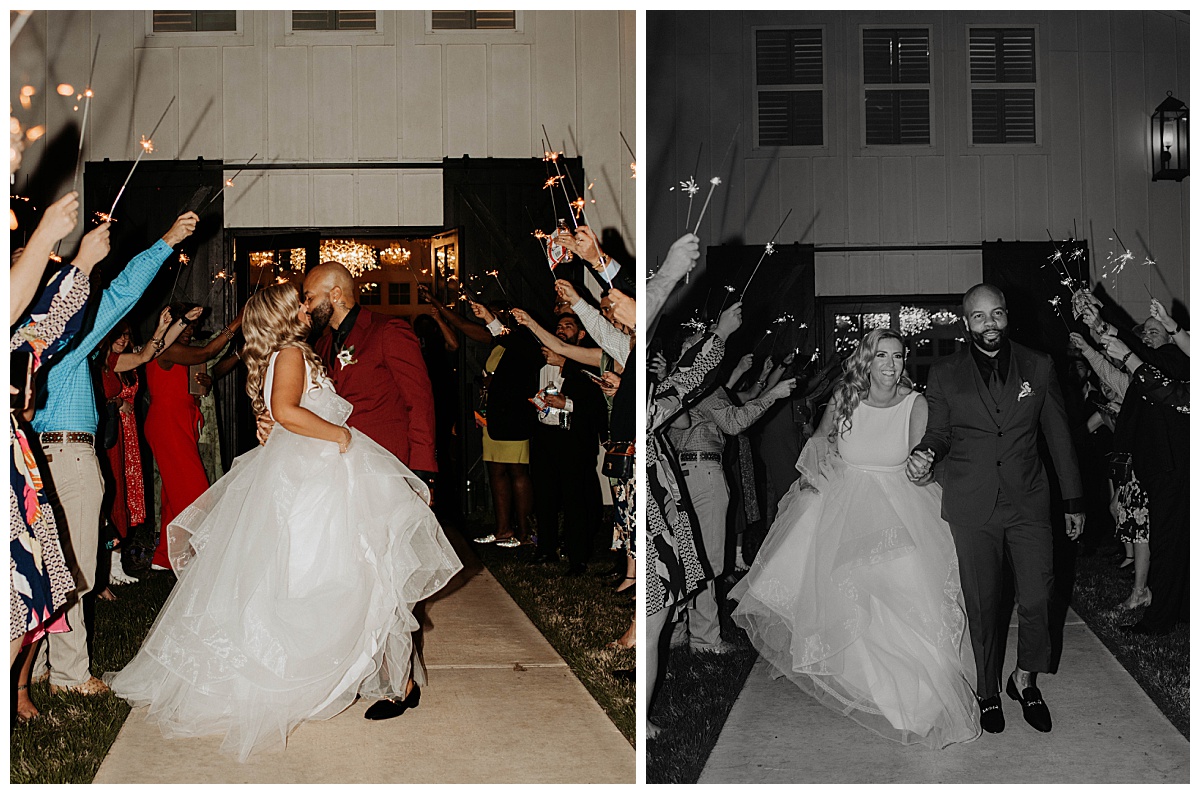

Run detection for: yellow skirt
[[482, 427, 529, 464]]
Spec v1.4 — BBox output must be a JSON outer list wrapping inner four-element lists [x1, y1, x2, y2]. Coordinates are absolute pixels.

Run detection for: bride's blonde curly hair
[[827, 328, 911, 441], [242, 284, 328, 417]]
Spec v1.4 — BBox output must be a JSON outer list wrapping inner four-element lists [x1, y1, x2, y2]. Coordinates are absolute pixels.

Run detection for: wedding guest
[[10, 196, 93, 671], [1078, 292, 1188, 635], [413, 295, 463, 522], [144, 305, 242, 571], [32, 213, 193, 697], [1070, 331, 1147, 608], [468, 301, 541, 548], [667, 303, 796, 654], [97, 308, 196, 586], [1149, 297, 1189, 357], [527, 314, 606, 572]]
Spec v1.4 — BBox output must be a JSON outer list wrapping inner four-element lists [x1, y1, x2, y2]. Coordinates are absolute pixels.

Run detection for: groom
[[906, 283, 1084, 734], [301, 260, 438, 721]]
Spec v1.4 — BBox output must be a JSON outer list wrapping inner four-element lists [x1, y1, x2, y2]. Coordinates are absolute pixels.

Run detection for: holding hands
[[905, 449, 934, 485]]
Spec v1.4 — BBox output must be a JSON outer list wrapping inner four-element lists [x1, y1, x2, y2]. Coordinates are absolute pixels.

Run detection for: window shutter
[[970, 28, 1036, 144], [862, 29, 929, 84], [432, 11, 516, 30], [865, 90, 930, 145], [152, 10, 236, 32], [759, 91, 823, 147], [756, 29, 822, 86]]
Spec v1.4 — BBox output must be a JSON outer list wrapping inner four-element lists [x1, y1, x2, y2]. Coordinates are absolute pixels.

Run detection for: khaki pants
[[674, 460, 729, 649], [32, 441, 105, 687]]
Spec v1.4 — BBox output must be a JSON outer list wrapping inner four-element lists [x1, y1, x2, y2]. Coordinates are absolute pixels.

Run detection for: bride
[[730, 329, 980, 749], [106, 284, 462, 761]]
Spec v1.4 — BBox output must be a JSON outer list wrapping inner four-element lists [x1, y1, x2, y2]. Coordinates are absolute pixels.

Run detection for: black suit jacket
[[919, 341, 1083, 527]]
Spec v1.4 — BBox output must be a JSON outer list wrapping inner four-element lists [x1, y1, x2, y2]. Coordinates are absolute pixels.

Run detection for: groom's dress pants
[[949, 489, 1053, 698]]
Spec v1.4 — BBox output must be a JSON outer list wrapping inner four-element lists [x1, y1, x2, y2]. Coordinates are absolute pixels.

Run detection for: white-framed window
[[430, 11, 517, 31], [968, 27, 1038, 145], [753, 26, 825, 148], [288, 10, 379, 33], [148, 10, 240, 35], [360, 282, 382, 305], [861, 27, 932, 146], [388, 282, 411, 305]]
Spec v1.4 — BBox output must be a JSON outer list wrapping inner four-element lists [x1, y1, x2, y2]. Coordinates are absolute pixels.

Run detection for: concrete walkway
[[700, 609, 1188, 783], [94, 535, 634, 784]]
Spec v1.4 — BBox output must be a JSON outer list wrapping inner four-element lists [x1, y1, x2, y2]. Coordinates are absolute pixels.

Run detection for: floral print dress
[[10, 265, 91, 643]]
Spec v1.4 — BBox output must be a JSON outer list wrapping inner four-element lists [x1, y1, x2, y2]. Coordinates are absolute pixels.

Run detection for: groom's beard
[[970, 325, 1007, 352], [309, 299, 333, 336]]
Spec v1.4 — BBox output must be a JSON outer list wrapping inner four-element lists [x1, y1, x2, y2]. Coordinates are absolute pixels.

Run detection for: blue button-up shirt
[[33, 239, 174, 434]]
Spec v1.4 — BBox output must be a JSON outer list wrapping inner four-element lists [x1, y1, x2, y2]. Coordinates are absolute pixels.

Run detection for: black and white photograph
[[10, 9, 635, 783], [645, 9, 1188, 784]]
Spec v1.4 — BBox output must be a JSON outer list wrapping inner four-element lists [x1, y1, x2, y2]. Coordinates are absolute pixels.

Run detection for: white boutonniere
[[1017, 381, 1033, 401], [337, 345, 358, 369]]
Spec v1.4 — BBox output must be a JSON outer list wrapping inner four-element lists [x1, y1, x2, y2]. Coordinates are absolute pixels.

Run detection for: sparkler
[[486, 269, 511, 302], [737, 210, 792, 302], [70, 36, 101, 199], [693, 123, 741, 234], [167, 251, 191, 304], [619, 130, 636, 178], [106, 96, 175, 221], [203, 152, 259, 210], [1047, 296, 1072, 333], [541, 125, 579, 229]]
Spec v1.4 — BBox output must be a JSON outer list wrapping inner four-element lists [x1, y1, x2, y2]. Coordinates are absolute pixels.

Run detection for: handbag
[[601, 441, 635, 479], [1108, 451, 1132, 482]]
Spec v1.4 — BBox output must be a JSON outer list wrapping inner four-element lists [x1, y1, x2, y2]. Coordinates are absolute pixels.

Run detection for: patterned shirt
[[667, 386, 778, 455], [33, 239, 174, 434]]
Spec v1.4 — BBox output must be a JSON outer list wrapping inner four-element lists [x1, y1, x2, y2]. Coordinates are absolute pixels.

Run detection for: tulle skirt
[[105, 426, 462, 761], [730, 459, 980, 749]]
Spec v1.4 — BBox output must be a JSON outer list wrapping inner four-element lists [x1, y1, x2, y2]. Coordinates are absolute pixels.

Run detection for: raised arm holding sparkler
[[11, 192, 81, 322], [1149, 296, 1189, 357], [509, 307, 608, 370]]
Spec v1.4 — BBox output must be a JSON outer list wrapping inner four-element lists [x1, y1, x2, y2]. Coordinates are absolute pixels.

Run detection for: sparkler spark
[[678, 177, 699, 197], [723, 285, 736, 293], [139, 135, 154, 154], [764, 242, 776, 256], [543, 175, 563, 190], [94, 212, 113, 223], [178, 253, 190, 266]]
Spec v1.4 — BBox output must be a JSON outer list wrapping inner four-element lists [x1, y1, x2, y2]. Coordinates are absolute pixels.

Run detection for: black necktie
[[988, 361, 1003, 402]]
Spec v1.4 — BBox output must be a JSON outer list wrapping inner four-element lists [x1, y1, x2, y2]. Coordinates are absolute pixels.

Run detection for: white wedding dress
[[730, 391, 980, 748], [106, 352, 462, 760]]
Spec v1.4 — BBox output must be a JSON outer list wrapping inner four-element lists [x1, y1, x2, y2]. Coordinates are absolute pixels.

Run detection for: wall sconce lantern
[[1151, 92, 1188, 182]]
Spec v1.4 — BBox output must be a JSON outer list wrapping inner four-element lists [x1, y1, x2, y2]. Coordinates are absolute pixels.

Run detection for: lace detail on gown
[[731, 391, 980, 748], [105, 349, 460, 760]]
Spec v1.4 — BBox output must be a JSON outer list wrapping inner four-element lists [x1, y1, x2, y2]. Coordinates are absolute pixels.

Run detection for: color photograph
[[10, 9, 635, 783]]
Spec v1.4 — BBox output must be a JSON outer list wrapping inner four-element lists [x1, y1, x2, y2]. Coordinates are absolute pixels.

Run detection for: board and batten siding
[[12, 10, 636, 246], [648, 10, 1188, 315]]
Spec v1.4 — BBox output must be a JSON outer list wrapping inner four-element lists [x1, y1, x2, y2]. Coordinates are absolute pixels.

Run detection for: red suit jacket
[[314, 307, 438, 473]]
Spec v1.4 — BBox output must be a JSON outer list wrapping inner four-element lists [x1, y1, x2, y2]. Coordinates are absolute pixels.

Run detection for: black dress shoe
[[1121, 621, 1169, 636], [364, 682, 421, 720], [1005, 675, 1052, 732], [977, 694, 1005, 733]]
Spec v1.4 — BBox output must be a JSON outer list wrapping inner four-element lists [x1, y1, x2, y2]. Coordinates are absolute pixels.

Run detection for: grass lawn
[[9, 572, 178, 784], [648, 544, 1189, 783]]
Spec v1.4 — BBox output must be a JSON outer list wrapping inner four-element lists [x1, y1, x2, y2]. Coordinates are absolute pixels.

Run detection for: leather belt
[[678, 451, 722, 463], [39, 431, 95, 446]]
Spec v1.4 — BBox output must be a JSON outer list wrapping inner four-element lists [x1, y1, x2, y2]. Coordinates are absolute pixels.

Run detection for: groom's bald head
[[962, 283, 1006, 316]]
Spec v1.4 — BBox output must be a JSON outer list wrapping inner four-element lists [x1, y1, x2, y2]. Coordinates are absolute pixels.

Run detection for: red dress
[[144, 360, 209, 569], [102, 352, 146, 539]]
